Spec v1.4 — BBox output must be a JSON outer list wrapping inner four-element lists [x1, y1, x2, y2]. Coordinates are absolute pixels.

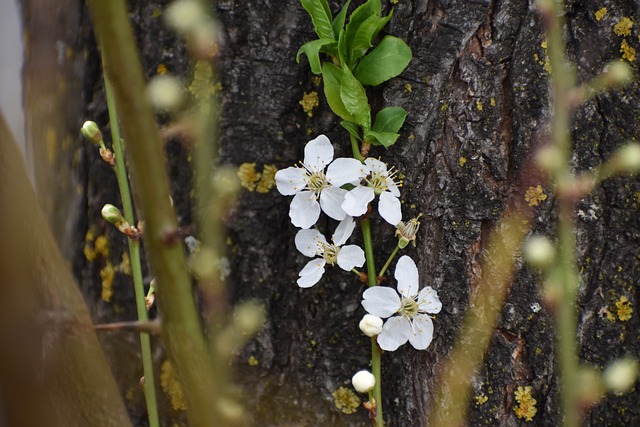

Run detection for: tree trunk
[[23, 0, 640, 425]]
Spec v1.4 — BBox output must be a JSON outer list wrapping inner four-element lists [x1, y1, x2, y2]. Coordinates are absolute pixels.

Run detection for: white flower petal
[[364, 157, 387, 174], [387, 178, 401, 197], [303, 135, 333, 172], [275, 166, 307, 195], [294, 229, 325, 258], [336, 245, 365, 271], [362, 286, 401, 318], [378, 191, 402, 226], [319, 186, 347, 221], [332, 216, 356, 246], [418, 287, 442, 314], [289, 191, 320, 229], [395, 255, 419, 297], [377, 316, 411, 351], [326, 158, 367, 186], [297, 259, 326, 288], [342, 186, 375, 217], [407, 314, 434, 350]]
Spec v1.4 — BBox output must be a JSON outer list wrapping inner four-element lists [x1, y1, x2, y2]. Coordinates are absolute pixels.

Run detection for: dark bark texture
[[25, 0, 640, 425]]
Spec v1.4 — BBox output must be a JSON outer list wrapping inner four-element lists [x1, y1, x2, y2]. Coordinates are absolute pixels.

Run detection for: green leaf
[[372, 107, 407, 134], [354, 36, 412, 86], [296, 38, 336, 74], [348, 10, 393, 66], [340, 67, 371, 129], [340, 0, 381, 63], [340, 120, 362, 141], [332, 0, 351, 40], [301, 0, 335, 40], [322, 62, 355, 122], [364, 130, 400, 148]]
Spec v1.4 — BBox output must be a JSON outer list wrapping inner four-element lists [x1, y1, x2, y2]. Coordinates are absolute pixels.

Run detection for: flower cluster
[[276, 135, 442, 354]]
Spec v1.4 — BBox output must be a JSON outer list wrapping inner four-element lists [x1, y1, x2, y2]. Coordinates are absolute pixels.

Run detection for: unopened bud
[[101, 204, 124, 224], [81, 121, 103, 144], [536, 145, 564, 175], [604, 61, 632, 87], [359, 314, 383, 337], [352, 370, 376, 394], [524, 235, 555, 269], [603, 358, 638, 394], [165, 0, 207, 34], [612, 143, 640, 174], [233, 300, 266, 336], [147, 75, 185, 112]]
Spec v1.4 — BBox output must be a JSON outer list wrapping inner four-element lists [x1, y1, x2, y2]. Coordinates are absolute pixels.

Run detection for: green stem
[[350, 134, 364, 162], [104, 73, 160, 427], [360, 218, 383, 426], [378, 245, 400, 278]]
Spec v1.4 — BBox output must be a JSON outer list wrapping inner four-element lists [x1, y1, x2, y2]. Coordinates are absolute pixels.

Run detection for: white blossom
[[275, 135, 364, 229], [294, 216, 365, 288], [342, 158, 402, 225], [361, 256, 442, 351]]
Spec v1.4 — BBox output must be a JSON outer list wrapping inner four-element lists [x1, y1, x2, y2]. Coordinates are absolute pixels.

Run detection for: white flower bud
[[524, 235, 555, 269], [101, 204, 124, 225], [359, 314, 383, 337], [147, 75, 185, 112], [603, 358, 638, 394], [165, 0, 207, 34], [81, 121, 103, 144], [352, 370, 376, 394], [613, 143, 640, 174], [604, 61, 632, 86]]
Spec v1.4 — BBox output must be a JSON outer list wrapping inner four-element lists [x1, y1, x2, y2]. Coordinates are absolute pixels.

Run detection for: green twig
[[350, 134, 365, 162], [86, 1, 222, 425], [360, 218, 383, 426], [378, 245, 400, 278], [104, 72, 160, 427]]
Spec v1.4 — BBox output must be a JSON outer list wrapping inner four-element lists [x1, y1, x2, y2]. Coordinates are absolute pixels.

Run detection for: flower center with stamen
[[321, 242, 339, 265], [365, 166, 399, 196], [305, 170, 329, 195], [398, 297, 419, 319]]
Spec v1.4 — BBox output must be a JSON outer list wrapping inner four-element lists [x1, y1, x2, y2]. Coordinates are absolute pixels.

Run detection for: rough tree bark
[[22, 0, 639, 425]]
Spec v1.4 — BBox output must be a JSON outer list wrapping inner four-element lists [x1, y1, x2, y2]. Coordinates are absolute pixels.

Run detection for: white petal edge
[[342, 186, 375, 217], [394, 255, 419, 297], [378, 191, 402, 226], [407, 314, 434, 350], [297, 259, 326, 288], [418, 287, 442, 314], [289, 191, 320, 229], [336, 245, 365, 271], [303, 135, 334, 172], [275, 166, 307, 195], [364, 157, 387, 174], [377, 316, 411, 351], [294, 229, 325, 258], [326, 157, 368, 187], [362, 286, 401, 318], [319, 186, 347, 221], [332, 216, 356, 246]]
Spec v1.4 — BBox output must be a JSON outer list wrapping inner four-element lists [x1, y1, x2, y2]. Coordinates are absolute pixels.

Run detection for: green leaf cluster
[[297, 0, 412, 149]]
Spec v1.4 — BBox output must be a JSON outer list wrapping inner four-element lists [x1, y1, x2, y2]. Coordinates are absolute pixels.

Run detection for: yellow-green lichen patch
[[490, 97, 496, 107], [514, 385, 537, 422], [404, 83, 412, 93], [616, 295, 633, 321], [157, 63, 168, 75], [474, 393, 488, 405], [161, 360, 187, 411], [312, 76, 322, 86], [476, 100, 483, 111], [299, 91, 319, 117], [100, 261, 115, 302], [620, 39, 636, 62], [595, 8, 607, 22], [614, 17, 634, 37], [332, 387, 360, 414], [459, 157, 468, 167], [238, 162, 260, 191], [248, 356, 259, 366], [524, 185, 547, 207], [256, 164, 278, 193]]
